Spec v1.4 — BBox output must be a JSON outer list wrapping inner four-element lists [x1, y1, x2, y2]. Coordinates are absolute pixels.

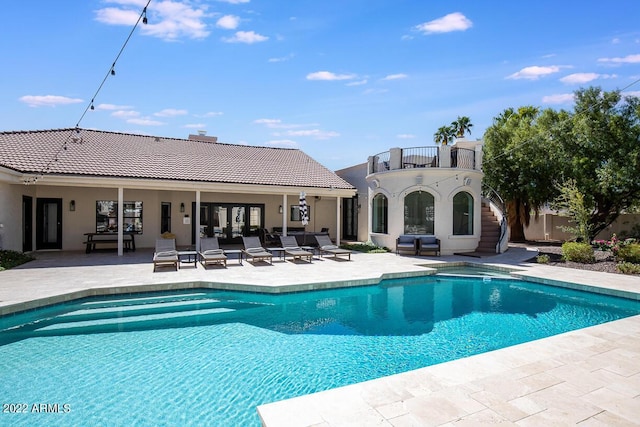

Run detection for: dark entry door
[[23, 196, 33, 252], [342, 195, 358, 240], [36, 198, 62, 250]]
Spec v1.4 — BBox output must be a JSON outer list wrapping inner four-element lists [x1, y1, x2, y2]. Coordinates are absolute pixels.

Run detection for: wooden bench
[[84, 233, 136, 253]]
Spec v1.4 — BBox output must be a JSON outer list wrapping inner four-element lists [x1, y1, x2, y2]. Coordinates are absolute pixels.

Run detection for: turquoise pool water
[[1, 276, 639, 426]]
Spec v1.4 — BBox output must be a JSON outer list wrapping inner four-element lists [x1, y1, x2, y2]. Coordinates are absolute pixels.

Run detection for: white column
[[195, 190, 201, 252], [367, 186, 373, 242], [117, 187, 124, 256], [282, 193, 287, 235], [335, 196, 341, 245]]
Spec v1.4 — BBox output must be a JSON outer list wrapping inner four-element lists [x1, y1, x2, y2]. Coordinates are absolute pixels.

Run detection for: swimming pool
[[1, 276, 639, 426]]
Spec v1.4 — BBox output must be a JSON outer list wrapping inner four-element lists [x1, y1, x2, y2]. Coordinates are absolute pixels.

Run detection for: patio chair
[[314, 235, 352, 261], [153, 238, 179, 272], [279, 235, 313, 263], [396, 235, 417, 255], [242, 236, 273, 265], [417, 235, 440, 256], [199, 237, 227, 268]]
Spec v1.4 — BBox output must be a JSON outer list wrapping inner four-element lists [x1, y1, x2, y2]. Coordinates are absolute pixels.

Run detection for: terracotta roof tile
[[0, 129, 355, 190]]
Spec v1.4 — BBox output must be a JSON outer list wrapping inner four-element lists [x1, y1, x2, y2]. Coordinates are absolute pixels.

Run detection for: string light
[[25, 0, 152, 185]]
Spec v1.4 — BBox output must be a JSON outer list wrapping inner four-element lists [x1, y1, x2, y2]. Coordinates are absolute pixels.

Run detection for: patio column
[[117, 187, 124, 256], [335, 196, 341, 245], [282, 194, 287, 235], [195, 190, 201, 252]]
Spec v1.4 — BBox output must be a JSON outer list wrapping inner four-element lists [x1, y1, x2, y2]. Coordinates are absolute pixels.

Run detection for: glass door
[[194, 203, 264, 245], [36, 198, 62, 250]]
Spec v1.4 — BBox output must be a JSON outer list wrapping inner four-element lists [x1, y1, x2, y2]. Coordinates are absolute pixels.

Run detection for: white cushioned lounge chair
[[153, 238, 179, 271], [242, 236, 273, 264], [199, 237, 227, 268], [279, 235, 313, 263], [314, 235, 352, 261]]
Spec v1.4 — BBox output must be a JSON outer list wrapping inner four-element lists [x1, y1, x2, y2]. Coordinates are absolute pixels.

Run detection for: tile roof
[[0, 128, 355, 190]]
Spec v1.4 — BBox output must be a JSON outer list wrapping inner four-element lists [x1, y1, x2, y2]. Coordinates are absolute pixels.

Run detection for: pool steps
[[0, 292, 269, 344]]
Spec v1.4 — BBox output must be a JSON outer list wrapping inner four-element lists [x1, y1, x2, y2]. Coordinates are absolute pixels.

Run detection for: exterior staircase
[[476, 202, 501, 253]]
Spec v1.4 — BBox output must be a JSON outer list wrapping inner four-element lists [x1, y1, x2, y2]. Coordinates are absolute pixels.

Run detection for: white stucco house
[[0, 128, 356, 254], [337, 139, 508, 256]]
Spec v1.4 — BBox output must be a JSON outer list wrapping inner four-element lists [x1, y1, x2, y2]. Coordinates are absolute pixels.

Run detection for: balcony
[[369, 143, 482, 175]]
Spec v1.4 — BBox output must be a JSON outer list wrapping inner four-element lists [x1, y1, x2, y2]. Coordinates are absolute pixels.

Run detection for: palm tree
[[451, 116, 473, 138], [434, 125, 455, 145]]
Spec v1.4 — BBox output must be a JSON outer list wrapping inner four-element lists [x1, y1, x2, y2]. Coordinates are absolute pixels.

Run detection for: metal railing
[[401, 146, 439, 169], [482, 183, 508, 253], [371, 151, 390, 173], [451, 148, 475, 169]]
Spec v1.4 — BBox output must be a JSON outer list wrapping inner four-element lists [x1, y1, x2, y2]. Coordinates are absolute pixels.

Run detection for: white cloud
[[183, 123, 206, 128], [95, 1, 211, 41], [382, 73, 408, 81], [284, 129, 340, 139], [265, 139, 298, 148], [199, 111, 224, 117], [507, 65, 563, 80], [397, 134, 416, 139], [268, 53, 295, 63], [127, 117, 165, 126], [542, 93, 575, 104], [154, 108, 188, 117], [19, 95, 83, 107], [112, 110, 140, 118], [560, 73, 616, 84], [346, 79, 368, 86], [216, 15, 240, 30], [96, 103, 134, 110], [223, 30, 268, 43], [254, 118, 282, 127], [598, 54, 640, 64], [306, 71, 357, 81], [415, 12, 472, 34], [218, 0, 249, 3]]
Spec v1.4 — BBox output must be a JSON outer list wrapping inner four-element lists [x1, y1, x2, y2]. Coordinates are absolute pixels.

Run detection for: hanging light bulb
[[90, 100, 95, 110], [142, 7, 148, 24], [111, 68, 116, 76]]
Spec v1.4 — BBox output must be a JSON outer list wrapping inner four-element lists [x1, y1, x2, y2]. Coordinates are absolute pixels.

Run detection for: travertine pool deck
[[1, 246, 639, 425]]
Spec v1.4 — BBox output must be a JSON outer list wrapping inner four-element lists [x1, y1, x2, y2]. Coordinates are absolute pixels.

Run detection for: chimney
[[188, 131, 218, 143]]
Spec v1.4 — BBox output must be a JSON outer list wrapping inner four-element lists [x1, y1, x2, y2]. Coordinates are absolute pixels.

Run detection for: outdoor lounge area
[[1, 246, 639, 426]]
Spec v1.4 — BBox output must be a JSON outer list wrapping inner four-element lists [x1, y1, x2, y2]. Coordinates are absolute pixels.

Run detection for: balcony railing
[[368, 144, 480, 174], [401, 146, 439, 168], [371, 151, 391, 173]]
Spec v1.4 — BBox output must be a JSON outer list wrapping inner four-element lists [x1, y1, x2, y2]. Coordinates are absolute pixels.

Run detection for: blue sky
[[2, 1, 639, 171]]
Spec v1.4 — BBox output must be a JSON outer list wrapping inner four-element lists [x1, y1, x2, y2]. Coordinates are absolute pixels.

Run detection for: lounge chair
[[199, 237, 227, 268], [314, 235, 352, 261], [153, 238, 179, 271], [279, 235, 313, 263], [242, 236, 273, 264]]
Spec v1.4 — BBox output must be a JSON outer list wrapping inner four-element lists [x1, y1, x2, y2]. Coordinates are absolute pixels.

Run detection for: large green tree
[[482, 106, 566, 241], [558, 87, 640, 238]]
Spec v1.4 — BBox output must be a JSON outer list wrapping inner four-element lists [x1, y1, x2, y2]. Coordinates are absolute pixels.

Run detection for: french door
[[35, 198, 62, 250], [193, 203, 264, 245]]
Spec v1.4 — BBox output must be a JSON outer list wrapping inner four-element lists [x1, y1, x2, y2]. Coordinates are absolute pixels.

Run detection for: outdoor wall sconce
[[180, 203, 185, 213], [279, 205, 283, 214], [69, 200, 76, 211]]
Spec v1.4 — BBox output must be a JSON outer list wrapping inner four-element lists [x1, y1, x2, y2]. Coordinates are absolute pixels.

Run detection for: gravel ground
[[527, 242, 636, 275]]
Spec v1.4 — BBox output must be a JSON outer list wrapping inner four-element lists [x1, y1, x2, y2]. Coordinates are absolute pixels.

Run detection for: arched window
[[372, 194, 388, 233], [453, 191, 473, 235], [404, 191, 434, 234]]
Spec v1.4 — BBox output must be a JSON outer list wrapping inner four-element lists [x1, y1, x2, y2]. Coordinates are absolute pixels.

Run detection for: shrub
[[561, 242, 595, 263], [341, 242, 389, 253], [617, 262, 640, 275], [0, 250, 34, 270], [616, 243, 640, 264], [536, 254, 550, 264]]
